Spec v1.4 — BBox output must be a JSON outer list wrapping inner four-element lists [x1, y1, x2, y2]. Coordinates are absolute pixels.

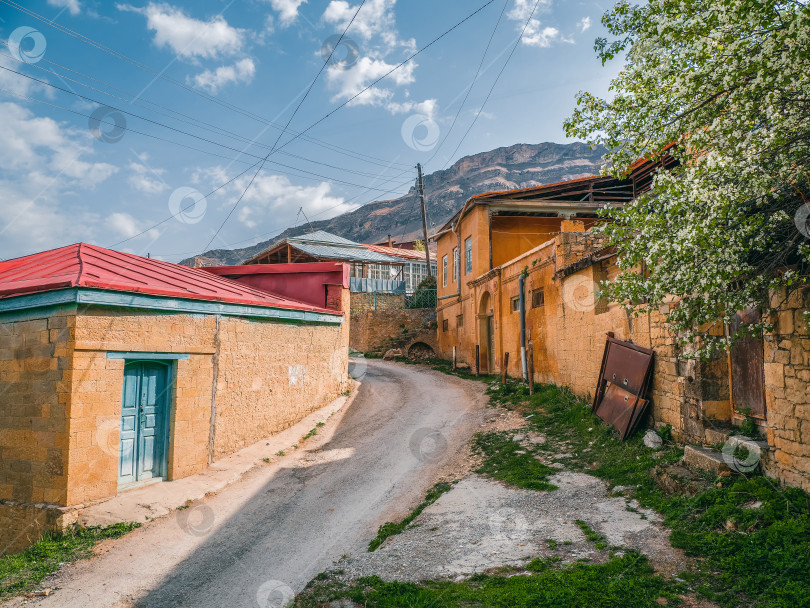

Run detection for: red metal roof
[[0, 243, 338, 314]]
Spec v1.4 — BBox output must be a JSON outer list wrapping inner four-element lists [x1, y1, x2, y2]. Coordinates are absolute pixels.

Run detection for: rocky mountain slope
[[181, 142, 605, 267]]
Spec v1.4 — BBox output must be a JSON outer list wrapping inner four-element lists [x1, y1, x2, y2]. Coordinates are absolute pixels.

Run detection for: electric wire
[[200, 0, 368, 253], [442, 0, 545, 169], [0, 0, 414, 171], [424, 0, 509, 170], [0, 50, 404, 179]]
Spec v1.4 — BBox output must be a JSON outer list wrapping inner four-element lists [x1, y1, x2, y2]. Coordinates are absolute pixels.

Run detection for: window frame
[[464, 236, 472, 275], [442, 255, 448, 287], [531, 288, 545, 309]]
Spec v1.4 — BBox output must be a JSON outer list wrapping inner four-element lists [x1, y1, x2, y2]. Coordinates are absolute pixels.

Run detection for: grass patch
[[0, 523, 139, 600], [368, 482, 453, 552], [472, 431, 556, 491], [484, 380, 810, 608], [575, 520, 609, 551], [295, 552, 682, 607]]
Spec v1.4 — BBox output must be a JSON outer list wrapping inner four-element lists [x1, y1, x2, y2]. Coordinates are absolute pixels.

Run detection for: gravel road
[[8, 359, 488, 608]]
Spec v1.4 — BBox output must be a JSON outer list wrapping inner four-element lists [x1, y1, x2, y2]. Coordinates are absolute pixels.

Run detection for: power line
[[200, 0, 368, 253], [0, 66, 409, 193], [425, 0, 509, 170], [0, 50, 403, 181], [442, 0, 545, 169], [0, 0, 413, 171]]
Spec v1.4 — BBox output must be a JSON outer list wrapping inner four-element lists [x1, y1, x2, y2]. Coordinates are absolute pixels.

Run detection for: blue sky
[[0, 0, 617, 262]]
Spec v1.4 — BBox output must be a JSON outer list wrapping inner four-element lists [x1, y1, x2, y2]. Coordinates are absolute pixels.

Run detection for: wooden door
[[119, 362, 169, 486], [729, 309, 766, 419]]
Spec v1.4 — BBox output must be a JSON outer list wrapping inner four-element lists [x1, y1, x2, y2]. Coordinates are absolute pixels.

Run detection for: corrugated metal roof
[[0, 243, 338, 314], [288, 231, 361, 246], [292, 242, 400, 263]]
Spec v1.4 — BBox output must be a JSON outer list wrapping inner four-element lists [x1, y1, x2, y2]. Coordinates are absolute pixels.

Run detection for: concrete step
[[683, 444, 730, 475], [684, 435, 769, 475]]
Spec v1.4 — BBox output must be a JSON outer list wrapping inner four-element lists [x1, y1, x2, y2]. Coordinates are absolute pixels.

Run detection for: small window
[[531, 288, 545, 308], [464, 236, 472, 274], [452, 247, 459, 283], [456, 314, 463, 328], [442, 255, 447, 287], [442, 318, 449, 332], [511, 296, 520, 312]]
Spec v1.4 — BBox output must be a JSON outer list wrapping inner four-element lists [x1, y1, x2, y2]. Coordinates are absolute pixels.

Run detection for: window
[[442, 255, 447, 287], [511, 296, 520, 312], [465, 236, 472, 274], [452, 247, 459, 283], [442, 318, 449, 332], [531, 288, 545, 308], [456, 314, 463, 328]]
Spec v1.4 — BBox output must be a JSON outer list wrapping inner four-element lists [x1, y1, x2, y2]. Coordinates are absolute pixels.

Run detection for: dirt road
[[9, 360, 488, 608]]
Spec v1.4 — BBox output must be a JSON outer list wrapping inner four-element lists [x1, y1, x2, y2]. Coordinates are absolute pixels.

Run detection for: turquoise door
[[119, 361, 170, 486]]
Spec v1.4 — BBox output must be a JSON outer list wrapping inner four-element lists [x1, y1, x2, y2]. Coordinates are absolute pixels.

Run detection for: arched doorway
[[478, 291, 494, 373]]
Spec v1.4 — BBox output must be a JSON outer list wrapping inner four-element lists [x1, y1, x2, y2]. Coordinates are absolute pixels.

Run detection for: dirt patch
[[334, 472, 688, 582], [429, 407, 527, 487]]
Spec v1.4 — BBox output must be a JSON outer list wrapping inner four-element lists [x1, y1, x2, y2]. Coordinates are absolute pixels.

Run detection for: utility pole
[[416, 163, 432, 276]]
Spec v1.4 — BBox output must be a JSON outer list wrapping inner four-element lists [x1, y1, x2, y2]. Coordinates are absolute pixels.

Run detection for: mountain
[[180, 142, 605, 267]]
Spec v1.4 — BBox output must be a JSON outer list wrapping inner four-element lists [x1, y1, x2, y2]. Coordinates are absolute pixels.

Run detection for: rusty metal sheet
[[592, 336, 655, 440]]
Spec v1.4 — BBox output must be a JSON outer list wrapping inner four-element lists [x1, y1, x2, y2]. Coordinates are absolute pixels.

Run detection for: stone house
[[0, 243, 350, 553], [434, 168, 810, 491]]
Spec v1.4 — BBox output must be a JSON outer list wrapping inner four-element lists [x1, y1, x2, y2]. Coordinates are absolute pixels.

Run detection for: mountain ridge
[[181, 141, 605, 267]]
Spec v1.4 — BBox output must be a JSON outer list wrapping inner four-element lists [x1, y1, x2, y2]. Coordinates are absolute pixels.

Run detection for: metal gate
[[729, 309, 766, 419]]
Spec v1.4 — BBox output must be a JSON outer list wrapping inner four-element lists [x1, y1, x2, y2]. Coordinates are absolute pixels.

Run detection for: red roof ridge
[[0, 243, 339, 315]]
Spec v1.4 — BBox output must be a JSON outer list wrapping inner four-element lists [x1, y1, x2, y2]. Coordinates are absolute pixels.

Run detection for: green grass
[[295, 552, 683, 607], [368, 482, 453, 552], [575, 520, 609, 551], [483, 380, 810, 608], [0, 523, 139, 600], [472, 431, 556, 491]]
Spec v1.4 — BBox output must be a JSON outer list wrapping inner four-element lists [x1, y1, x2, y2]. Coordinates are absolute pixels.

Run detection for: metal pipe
[[519, 272, 527, 380]]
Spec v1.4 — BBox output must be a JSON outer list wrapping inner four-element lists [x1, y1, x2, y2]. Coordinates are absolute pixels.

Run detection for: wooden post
[[417, 163, 432, 276], [501, 352, 509, 384], [475, 345, 480, 377], [527, 341, 535, 395], [452, 346, 457, 370]]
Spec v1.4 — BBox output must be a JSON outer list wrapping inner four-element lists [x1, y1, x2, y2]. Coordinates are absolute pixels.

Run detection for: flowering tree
[[565, 0, 810, 357]]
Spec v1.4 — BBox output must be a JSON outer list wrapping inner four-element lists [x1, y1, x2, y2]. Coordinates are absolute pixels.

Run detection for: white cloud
[[192, 58, 255, 93], [0, 102, 120, 257], [0, 55, 48, 98], [47, 0, 81, 15], [326, 55, 415, 108], [117, 2, 244, 59], [127, 161, 169, 194], [263, 0, 307, 26], [196, 166, 356, 231], [321, 1, 434, 116], [508, 0, 563, 48], [323, 0, 398, 47], [578, 16, 591, 33], [0, 102, 116, 185]]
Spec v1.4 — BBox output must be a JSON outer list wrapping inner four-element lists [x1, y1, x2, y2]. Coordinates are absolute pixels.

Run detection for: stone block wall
[[349, 308, 436, 353], [350, 292, 405, 314], [763, 287, 810, 490], [0, 296, 349, 554], [0, 308, 75, 554]]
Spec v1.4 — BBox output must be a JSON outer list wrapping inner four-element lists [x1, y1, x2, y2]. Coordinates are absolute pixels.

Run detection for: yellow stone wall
[[0, 295, 349, 553], [0, 309, 75, 554], [763, 287, 810, 490]]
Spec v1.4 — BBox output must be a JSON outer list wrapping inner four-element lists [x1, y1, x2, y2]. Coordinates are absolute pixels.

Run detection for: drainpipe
[[519, 272, 527, 380]]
